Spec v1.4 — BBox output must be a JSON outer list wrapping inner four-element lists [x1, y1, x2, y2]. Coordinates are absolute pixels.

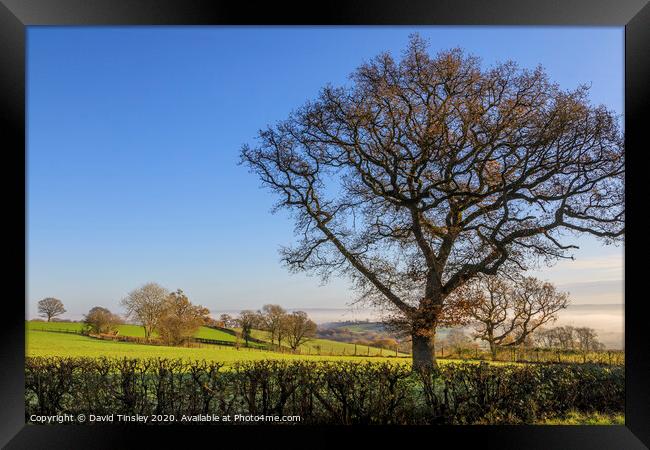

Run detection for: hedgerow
[[25, 357, 623, 424]]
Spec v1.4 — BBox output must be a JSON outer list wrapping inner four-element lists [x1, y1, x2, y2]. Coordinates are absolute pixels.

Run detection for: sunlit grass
[[241, 328, 410, 357], [27, 320, 239, 341], [538, 411, 624, 425], [26, 329, 415, 367], [26, 321, 512, 367]]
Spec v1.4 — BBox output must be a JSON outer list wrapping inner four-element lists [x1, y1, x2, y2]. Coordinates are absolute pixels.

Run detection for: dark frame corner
[[1, 0, 648, 448]]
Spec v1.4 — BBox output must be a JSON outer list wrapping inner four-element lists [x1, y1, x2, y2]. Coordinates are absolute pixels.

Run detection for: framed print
[[1, 0, 648, 448]]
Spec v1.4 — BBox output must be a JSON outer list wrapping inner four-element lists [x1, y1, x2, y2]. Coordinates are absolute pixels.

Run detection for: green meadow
[[26, 321, 411, 366], [245, 328, 410, 357], [26, 320, 237, 341]]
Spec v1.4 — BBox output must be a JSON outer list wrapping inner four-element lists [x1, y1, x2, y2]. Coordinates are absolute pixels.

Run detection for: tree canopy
[[241, 34, 624, 369], [37, 297, 66, 322]]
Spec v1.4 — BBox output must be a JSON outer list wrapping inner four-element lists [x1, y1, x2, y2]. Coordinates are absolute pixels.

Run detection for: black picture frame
[[1, 1, 648, 448]]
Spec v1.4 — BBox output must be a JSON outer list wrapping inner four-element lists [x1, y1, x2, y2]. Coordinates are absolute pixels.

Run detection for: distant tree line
[[436, 325, 606, 357], [533, 325, 605, 352], [33, 290, 319, 351], [223, 305, 317, 351], [58, 283, 213, 346]]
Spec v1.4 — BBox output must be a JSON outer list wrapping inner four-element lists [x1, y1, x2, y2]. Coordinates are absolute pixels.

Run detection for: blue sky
[[27, 26, 624, 326]]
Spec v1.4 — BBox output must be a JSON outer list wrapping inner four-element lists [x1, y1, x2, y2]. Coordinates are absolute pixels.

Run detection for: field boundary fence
[[434, 346, 624, 365]]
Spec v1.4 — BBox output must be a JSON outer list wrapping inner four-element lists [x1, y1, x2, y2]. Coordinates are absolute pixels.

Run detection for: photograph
[[22, 25, 628, 428]]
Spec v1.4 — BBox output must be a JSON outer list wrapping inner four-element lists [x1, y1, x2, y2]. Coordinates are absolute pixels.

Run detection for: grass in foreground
[[538, 411, 624, 425]]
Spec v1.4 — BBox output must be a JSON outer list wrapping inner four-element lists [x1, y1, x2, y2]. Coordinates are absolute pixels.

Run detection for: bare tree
[[156, 289, 211, 346], [82, 306, 122, 335], [240, 35, 624, 370], [236, 310, 260, 346], [534, 325, 604, 351], [574, 326, 604, 351], [37, 297, 66, 322], [284, 311, 318, 351], [533, 327, 557, 348], [218, 313, 235, 328], [468, 275, 569, 359], [121, 282, 168, 342], [259, 304, 287, 346], [555, 325, 577, 350]]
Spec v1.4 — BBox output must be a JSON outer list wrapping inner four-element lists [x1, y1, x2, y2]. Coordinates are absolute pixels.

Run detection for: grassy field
[[538, 411, 624, 425], [26, 321, 521, 367], [243, 328, 409, 357], [26, 327, 411, 366], [26, 321, 395, 355], [26, 320, 237, 341]]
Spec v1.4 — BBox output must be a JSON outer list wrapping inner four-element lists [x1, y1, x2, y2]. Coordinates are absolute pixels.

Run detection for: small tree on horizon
[[37, 297, 66, 322], [218, 313, 235, 328]]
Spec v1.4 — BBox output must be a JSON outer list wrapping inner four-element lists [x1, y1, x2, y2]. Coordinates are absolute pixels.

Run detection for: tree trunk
[[490, 343, 498, 360], [411, 332, 437, 371]]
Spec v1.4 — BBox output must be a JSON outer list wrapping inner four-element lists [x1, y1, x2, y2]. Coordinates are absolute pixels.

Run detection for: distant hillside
[[318, 321, 460, 353], [230, 326, 408, 356], [318, 321, 406, 352], [319, 321, 389, 333]]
